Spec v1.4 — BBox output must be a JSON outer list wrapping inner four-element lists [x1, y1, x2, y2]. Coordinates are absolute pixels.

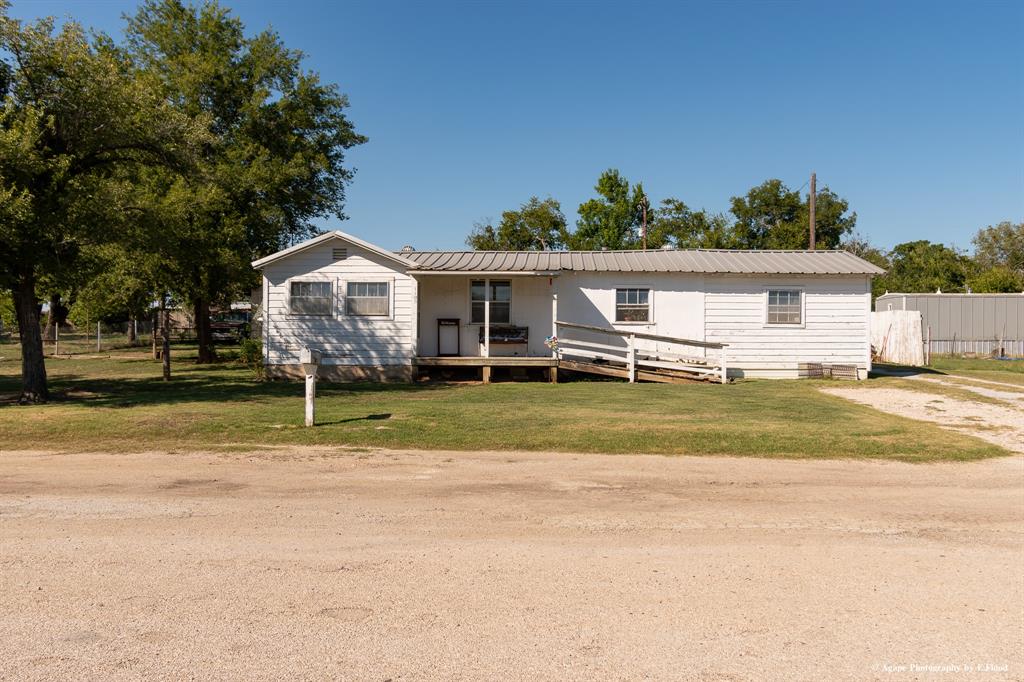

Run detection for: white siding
[[262, 239, 415, 367], [259, 235, 874, 380], [557, 272, 707, 358], [704, 275, 871, 378]]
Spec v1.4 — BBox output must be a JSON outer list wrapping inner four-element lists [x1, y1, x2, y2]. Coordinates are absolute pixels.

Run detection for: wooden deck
[[414, 356, 558, 383], [414, 356, 557, 367]]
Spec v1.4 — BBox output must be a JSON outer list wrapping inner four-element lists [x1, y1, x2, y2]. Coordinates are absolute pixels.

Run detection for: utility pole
[[809, 171, 816, 250]]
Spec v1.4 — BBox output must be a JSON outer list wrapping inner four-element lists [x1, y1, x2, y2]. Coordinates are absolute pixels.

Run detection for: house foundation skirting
[[266, 363, 413, 383]]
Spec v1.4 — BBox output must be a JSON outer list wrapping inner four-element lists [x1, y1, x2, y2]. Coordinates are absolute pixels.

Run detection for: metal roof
[[401, 249, 885, 275]]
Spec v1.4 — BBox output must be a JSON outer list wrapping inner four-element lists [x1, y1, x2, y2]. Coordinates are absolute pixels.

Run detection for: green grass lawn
[[0, 342, 1008, 461], [927, 356, 1024, 386]]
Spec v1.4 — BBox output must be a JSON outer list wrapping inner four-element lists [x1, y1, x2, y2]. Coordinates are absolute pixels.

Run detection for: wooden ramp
[[413, 323, 729, 385], [558, 359, 711, 384], [555, 321, 729, 384]]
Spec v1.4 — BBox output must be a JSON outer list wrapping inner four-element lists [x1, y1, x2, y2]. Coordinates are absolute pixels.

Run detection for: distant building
[[874, 292, 1024, 356]]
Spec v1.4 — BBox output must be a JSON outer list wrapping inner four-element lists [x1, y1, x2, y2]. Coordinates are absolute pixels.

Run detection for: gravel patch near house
[[821, 386, 1024, 454], [911, 375, 1024, 402], [1, 448, 1021, 681], [940, 374, 1024, 392]]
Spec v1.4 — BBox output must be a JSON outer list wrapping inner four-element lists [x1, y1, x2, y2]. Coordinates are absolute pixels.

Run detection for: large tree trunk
[[193, 298, 216, 363], [12, 276, 48, 404]]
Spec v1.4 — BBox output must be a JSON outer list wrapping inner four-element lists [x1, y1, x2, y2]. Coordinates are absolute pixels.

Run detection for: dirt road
[[1, 449, 1021, 681]]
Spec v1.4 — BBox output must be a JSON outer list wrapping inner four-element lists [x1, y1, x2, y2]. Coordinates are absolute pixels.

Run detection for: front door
[[437, 318, 460, 356]]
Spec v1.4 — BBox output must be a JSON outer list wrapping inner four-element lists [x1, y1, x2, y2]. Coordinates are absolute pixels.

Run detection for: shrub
[[238, 338, 265, 380]]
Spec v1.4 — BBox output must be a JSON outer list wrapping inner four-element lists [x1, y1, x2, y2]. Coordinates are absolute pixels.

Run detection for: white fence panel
[[871, 310, 924, 365]]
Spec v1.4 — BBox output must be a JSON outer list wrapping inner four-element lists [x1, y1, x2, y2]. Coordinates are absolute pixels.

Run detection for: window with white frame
[[766, 289, 802, 324], [289, 281, 332, 316], [615, 288, 650, 322], [470, 280, 511, 324], [346, 281, 390, 317]]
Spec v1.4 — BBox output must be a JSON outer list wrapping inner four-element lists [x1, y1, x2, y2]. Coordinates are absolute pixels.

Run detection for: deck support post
[[719, 346, 728, 384], [549, 366, 558, 383], [550, 283, 558, 358], [483, 279, 491, 359], [627, 333, 636, 383], [482, 365, 491, 384]]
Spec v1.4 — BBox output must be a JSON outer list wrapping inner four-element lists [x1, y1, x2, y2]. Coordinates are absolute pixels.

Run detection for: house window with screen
[[767, 289, 802, 324], [346, 282, 390, 316], [289, 281, 332, 316], [615, 288, 650, 322], [471, 280, 511, 324]]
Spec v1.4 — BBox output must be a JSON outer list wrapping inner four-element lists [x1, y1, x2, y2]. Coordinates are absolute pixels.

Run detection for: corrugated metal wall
[[874, 294, 1024, 342]]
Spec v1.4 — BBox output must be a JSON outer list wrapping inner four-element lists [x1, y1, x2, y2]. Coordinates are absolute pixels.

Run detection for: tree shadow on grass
[[870, 363, 946, 378], [317, 413, 392, 426], [0, 368, 455, 409]]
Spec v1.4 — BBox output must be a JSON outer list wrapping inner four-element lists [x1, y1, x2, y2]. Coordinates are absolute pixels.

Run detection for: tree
[[840, 233, 891, 298], [68, 245, 158, 343], [467, 197, 567, 250], [968, 266, 1024, 293], [0, 5, 200, 402], [876, 240, 971, 294], [648, 198, 734, 249], [729, 179, 856, 249], [122, 0, 366, 362], [568, 169, 648, 250], [972, 221, 1023, 275], [0, 290, 13, 334]]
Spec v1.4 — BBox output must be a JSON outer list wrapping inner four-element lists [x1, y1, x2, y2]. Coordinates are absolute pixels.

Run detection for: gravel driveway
[[1, 449, 1021, 681], [822, 375, 1024, 454]]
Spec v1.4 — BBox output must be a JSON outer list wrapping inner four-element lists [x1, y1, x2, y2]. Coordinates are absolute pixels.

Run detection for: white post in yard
[[54, 324, 59, 357], [300, 347, 321, 427], [96, 322, 101, 353], [719, 345, 728, 384], [627, 333, 636, 383]]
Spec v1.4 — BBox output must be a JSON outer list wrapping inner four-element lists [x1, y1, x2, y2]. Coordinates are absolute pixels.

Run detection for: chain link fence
[[0, 319, 253, 357], [41, 321, 156, 356]]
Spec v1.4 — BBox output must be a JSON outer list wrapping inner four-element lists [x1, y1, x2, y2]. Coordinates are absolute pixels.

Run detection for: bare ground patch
[[821, 385, 1024, 453]]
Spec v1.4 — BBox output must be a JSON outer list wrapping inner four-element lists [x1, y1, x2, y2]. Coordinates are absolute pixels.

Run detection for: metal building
[[874, 292, 1024, 356]]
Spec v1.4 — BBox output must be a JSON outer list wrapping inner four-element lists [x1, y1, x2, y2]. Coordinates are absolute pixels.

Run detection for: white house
[[252, 230, 884, 382]]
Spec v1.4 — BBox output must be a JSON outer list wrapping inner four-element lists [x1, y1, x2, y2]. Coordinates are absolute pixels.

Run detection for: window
[[615, 288, 650, 322], [346, 282, 390, 316], [289, 281, 332, 316], [767, 289, 802, 324], [471, 280, 511, 324]]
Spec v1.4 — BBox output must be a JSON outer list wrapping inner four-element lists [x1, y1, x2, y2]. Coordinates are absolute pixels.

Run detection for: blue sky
[[11, 0, 1024, 251]]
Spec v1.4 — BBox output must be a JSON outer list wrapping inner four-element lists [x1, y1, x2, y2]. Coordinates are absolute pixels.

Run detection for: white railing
[[554, 320, 728, 384]]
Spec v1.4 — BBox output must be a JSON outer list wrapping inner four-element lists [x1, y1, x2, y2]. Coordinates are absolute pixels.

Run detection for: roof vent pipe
[[400, 245, 414, 253]]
